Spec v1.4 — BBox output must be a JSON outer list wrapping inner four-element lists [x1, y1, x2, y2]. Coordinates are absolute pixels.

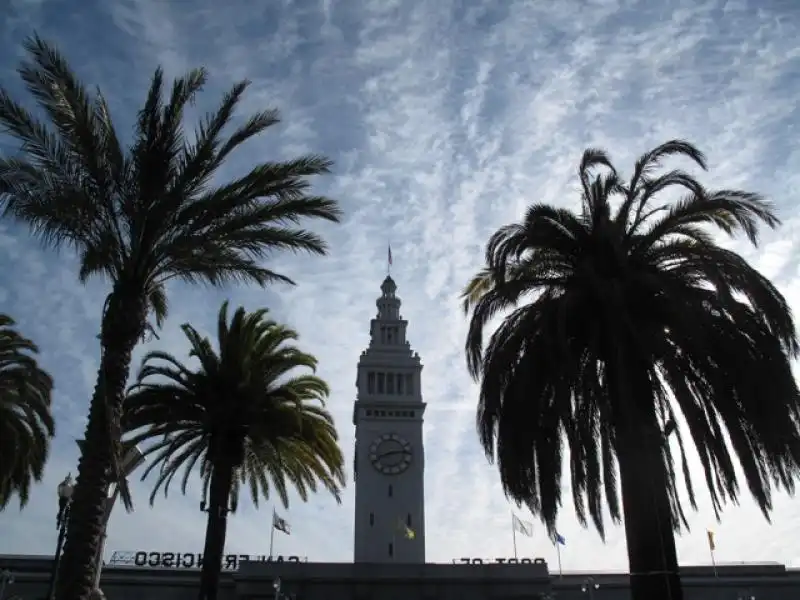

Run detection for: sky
[[1, 0, 800, 577]]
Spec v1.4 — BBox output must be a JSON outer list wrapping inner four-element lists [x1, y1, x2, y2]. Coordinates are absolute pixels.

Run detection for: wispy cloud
[[2, 0, 800, 573]]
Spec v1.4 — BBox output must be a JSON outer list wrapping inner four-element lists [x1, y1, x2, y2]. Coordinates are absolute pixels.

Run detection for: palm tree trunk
[[56, 288, 147, 600], [611, 361, 683, 600], [198, 458, 234, 600]]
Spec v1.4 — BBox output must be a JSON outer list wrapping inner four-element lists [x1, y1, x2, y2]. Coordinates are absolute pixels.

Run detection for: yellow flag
[[706, 529, 715, 552], [397, 518, 415, 539]]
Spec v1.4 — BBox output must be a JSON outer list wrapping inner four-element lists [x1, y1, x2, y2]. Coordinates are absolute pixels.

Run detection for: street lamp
[[47, 474, 74, 600], [0, 569, 15, 600], [273, 577, 282, 600], [581, 577, 599, 600]]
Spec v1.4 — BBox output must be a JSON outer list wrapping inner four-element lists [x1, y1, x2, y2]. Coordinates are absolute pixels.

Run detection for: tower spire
[[387, 243, 393, 276], [377, 274, 400, 321]]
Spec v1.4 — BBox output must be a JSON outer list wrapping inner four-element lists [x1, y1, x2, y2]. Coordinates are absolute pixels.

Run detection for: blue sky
[[2, 0, 800, 574]]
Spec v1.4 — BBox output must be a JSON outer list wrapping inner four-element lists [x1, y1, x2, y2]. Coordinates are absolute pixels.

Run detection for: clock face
[[369, 433, 412, 475]]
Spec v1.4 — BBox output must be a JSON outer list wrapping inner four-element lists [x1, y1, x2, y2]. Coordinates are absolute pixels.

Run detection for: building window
[[378, 372, 385, 393], [388, 543, 394, 557], [387, 373, 395, 394], [397, 374, 404, 395], [407, 514, 412, 527], [410, 411, 415, 418], [388, 485, 393, 497], [368, 372, 376, 393], [370, 513, 374, 526], [405, 373, 413, 395]]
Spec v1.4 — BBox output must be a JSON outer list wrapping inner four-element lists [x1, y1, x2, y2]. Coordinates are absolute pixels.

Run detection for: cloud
[[2, 0, 800, 575]]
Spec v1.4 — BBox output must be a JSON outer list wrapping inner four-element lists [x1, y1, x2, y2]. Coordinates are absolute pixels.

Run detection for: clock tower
[[353, 275, 426, 563]]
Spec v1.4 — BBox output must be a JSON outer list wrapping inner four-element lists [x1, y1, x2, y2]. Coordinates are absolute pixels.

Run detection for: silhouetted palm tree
[[0, 34, 341, 600], [124, 302, 345, 600], [463, 140, 800, 600], [0, 314, 54, 509]]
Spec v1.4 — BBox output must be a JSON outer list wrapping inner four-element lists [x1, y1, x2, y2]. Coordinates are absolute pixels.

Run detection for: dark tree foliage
[[0, 314, 54, 509], [0, 34, 341, 600], [463, 140, 800, 600], [124, 302, 345, 600]]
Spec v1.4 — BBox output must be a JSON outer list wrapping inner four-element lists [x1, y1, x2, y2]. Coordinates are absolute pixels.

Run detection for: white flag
[[512, 514, 533, 537], [273, 510, 291, 534]]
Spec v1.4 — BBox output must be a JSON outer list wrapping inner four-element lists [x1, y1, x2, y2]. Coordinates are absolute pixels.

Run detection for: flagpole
[[511, 514, 518, 560], [269, 508, 276, 558], [707, 530, 717, 577], [556, 542, 562, 578]]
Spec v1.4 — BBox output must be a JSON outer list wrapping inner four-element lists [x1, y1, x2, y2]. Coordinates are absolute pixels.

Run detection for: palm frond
[[463, 139, 800, 540], [0, 315, 55, 509], [2, 34, 341, 312], [123, 302, 345, 512]]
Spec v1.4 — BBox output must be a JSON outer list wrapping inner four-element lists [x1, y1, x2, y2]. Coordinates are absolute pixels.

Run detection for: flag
[[707, 529, 715, 552], [397, 518, 415, 540], [388, 245, 393, 266], [512, 514, 533, 537], [555, 532, 566, 546], [273, 510, 291, 535]]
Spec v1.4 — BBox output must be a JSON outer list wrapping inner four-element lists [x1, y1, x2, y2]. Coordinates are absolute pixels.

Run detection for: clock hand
[[378, 449, 409, 458]]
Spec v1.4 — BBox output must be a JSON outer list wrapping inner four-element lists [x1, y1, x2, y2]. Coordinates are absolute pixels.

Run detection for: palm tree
[[462, 140, 800, 600], [0, 314, 54, 509], [123, 302, 345, 600], [0, 35, 341, 600]]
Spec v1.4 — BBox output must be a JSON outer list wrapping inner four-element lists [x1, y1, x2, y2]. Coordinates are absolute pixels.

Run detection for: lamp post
[[273, 577, 282, 600], [581, 577, 599, 600], [0, 569, 14, 600], [47, 474, 74, 600], [271, 578, 296, 600]]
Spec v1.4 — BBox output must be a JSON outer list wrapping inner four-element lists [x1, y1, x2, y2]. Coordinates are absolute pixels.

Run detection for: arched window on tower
[[388, 484, 393, 497], [370, 513, 374, 526]]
